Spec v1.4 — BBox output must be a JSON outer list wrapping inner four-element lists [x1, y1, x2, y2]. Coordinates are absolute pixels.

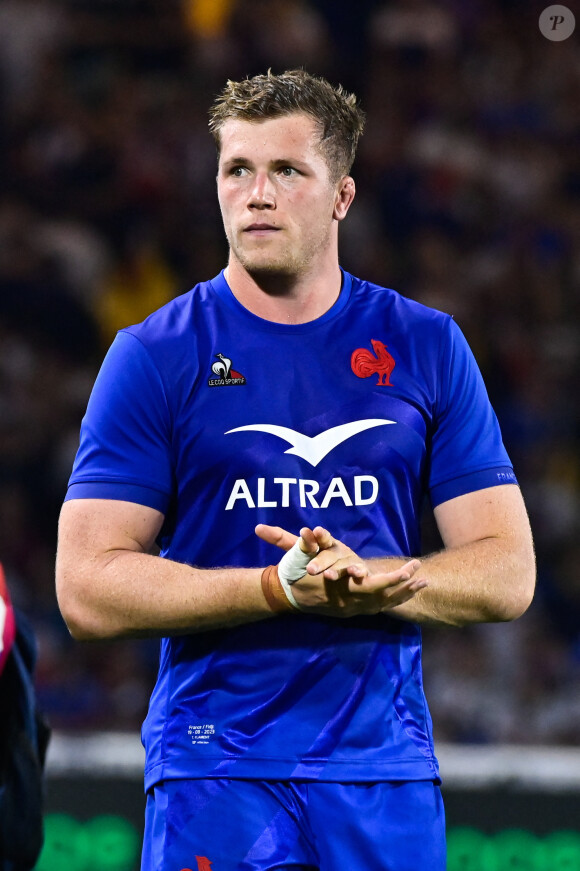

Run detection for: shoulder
[[124, 277, 214, 349], [347, 272, 457, 347], [349, 273, 452, 323], [112, 276, 222, 382], [92, 277, 220, 399]]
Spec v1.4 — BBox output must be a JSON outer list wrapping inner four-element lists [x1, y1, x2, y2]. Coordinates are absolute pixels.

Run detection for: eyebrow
[[222, 157, 248, 167]]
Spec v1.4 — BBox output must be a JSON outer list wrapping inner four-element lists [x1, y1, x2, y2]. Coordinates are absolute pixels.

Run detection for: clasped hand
[[255, 523, 427, 617]]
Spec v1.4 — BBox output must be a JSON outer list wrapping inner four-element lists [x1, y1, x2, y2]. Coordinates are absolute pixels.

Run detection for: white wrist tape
[[278, 540, 318, 584], [278, 573, 301, 609], [277, 540, 320, 609]]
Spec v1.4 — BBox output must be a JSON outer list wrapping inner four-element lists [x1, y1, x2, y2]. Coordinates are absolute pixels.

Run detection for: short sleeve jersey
[[66, 270, 516, 789]]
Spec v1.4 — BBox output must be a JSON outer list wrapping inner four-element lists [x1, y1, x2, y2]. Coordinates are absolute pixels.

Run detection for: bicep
[[56, 499, 167, 638], [433, 484, 534, 551], [57, 498, 165, 567]]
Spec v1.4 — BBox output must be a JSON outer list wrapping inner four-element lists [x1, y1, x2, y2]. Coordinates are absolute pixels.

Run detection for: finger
[[370, 575, 428, 598], [383, 559, 422, 582], [311, 526, 335, 550], [298, 527, 319, 556], [306, 529, 352, 575], [308, 551, 354, 576], [315, 555, 421, 583], [323, 562, 368, 582], [255, 524, 298, 552], [369, 559, 422, 582], [384, 577, 429, 605], [381, 581, 428, 609], [345, 561, 425, 593]]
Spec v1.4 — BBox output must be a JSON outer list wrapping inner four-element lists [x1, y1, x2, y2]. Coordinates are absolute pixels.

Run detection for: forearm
[[56, 548, 271, 640], [376, 536, 535, 626]]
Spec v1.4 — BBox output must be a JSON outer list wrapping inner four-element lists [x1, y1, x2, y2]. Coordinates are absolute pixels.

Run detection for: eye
[[279, 166, 298, 177]]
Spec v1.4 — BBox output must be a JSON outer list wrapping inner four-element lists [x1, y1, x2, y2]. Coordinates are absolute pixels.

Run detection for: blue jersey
[[66, 270, 516, 789]]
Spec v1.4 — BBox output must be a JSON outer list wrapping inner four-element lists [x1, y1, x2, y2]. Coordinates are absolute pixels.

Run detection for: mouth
[[243, 224, 280, 235]]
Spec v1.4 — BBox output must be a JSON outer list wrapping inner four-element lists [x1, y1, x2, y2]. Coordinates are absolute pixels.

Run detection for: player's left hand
[[255, 523, 426, 616]]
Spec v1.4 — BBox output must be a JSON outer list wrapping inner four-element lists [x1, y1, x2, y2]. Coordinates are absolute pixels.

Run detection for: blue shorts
[[141, 778, 446, 871]]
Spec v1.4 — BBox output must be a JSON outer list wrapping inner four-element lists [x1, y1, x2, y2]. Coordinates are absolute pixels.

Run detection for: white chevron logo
[[225, 419, 395, 467]]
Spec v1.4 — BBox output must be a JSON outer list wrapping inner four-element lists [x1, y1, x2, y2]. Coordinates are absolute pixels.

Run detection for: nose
[[248, 171, 275, 209]]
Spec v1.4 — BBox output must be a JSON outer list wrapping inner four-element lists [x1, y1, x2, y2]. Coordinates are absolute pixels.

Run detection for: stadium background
[[1, 0, 580, 867]]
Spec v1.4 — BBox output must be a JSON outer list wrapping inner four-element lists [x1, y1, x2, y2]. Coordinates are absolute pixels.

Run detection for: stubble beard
[[228, 228, 330, 296]]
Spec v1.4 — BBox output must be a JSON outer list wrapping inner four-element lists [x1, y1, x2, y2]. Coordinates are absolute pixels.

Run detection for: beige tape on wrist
[[261, 565, 300, 613]]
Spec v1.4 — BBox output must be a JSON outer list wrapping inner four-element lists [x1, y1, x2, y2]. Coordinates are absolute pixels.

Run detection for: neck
[[224, 257, 343, 325]]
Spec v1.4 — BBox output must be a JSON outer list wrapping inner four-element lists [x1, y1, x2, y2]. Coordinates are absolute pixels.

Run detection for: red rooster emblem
[[351, 340, 396, 386]]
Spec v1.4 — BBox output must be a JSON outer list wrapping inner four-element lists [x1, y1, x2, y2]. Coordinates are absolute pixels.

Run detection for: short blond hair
[[208, 69, 365, 182]]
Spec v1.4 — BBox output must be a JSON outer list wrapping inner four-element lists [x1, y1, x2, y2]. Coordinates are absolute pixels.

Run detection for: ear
[[333, 176, 356, 221]]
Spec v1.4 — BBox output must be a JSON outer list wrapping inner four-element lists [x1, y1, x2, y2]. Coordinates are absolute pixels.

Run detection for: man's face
[[217, 113, 344, 280]]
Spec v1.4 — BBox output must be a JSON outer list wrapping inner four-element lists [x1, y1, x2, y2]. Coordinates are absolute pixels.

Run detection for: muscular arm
[[57, 484, 534, 639], [56, 498, 272, 640], [56, 496, 426, 640], [386, 484, 536, 625]]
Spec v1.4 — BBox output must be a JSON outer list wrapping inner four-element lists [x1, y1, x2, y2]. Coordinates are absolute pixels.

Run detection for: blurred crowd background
[[1, 0, 580, 746]]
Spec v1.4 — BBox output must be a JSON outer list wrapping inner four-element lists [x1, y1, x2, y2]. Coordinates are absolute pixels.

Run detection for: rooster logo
[[211, 353, 233, 379], [208, 352, 246, 386], [351, 340, 396, 386]]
